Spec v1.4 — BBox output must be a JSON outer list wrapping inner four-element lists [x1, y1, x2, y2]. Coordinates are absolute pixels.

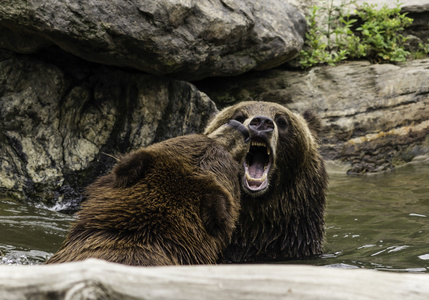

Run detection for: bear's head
[[204, 101, 327, 262], [205, 101, 322, 198]]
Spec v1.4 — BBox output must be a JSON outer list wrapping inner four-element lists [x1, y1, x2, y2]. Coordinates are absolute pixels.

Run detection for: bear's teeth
[[245, 172, 267, 182], [250, 141, 270, 155], [251, 141, 266, 147]]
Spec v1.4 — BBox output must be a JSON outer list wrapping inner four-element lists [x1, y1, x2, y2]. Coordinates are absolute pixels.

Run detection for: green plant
[[411, 40, 429, 59], [299, 0, 418, 68], [354, 1, 412, 61], [299, 1, 356, 67]]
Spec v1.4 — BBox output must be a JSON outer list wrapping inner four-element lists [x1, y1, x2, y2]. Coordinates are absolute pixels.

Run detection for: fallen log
[[0, 259, 428, 300]]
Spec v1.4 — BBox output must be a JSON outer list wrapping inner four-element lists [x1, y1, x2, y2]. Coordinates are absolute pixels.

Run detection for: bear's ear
[[112, 149, 153, 188], [303, 110, 322, 139]]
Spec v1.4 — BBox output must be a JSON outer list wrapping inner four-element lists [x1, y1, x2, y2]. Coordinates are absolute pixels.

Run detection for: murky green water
[[1, 160, 428, 271], [0, 199, 73, 265], [290, 158, 429, 272]]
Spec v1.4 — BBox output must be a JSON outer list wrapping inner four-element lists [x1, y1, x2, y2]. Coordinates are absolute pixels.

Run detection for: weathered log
[[0, 259, 428, 299]]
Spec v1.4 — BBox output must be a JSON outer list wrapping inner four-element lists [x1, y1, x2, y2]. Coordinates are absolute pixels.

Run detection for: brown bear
[[45, 120, 249, 266], [204, 101, 328, 263]]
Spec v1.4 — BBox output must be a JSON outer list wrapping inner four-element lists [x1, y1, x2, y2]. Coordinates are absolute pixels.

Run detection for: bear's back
[[46, 134, 243, 266]]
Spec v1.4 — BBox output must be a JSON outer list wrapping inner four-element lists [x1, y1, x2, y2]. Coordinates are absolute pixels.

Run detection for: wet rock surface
[[0, 50, 216, 207]]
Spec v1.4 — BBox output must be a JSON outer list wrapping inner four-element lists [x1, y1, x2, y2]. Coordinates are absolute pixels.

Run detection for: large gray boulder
[[197, 59, 429, 174], [0, 0, 306, 80], [0, 50, 216, 207]]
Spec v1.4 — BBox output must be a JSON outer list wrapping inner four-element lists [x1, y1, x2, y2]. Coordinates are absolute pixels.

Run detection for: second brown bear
[[46, 120, 249, 266], [205, 101, 328, 263]]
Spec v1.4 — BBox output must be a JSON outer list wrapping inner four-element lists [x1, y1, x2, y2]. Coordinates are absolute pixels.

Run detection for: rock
[[0, 50, 216, 207], [0, 0, 306, 81], [403, 3, 429, 48], [196, 59, 429, 174]]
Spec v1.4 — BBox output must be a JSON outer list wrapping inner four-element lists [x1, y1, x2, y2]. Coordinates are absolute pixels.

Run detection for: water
[[289, 158, 429, 272], [1, 160, 428, 271], [0, 198, 73, 265]]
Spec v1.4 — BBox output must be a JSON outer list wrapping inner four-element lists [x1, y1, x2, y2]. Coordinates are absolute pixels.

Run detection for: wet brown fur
[[46, 124, 248, 266], [204, 101, 328, 263]]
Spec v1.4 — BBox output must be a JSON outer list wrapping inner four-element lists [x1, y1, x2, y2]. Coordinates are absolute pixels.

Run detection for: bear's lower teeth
[[244, 169, 269, 191], [246, 172, 267, 182]]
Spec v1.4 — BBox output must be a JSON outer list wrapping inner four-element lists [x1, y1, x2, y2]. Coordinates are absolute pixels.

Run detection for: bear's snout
[[248, 116, 274, 134]]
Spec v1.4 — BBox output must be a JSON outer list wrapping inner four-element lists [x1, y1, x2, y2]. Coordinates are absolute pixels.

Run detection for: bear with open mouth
[[204, 101, 328, 263]]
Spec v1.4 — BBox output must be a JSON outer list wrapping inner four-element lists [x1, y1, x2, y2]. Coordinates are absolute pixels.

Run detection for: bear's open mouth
[[243, 138, 272, 192]]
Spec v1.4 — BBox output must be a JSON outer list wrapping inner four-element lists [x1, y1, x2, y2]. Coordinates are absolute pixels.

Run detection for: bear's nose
[[249, 116, 274, 132]]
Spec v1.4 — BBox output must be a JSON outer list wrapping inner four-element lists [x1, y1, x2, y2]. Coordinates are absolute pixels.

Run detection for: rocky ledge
[[197, 59, 429, 174]]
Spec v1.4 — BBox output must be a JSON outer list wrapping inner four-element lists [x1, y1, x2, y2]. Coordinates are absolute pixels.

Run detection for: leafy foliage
[[298, 0, 420, 68]]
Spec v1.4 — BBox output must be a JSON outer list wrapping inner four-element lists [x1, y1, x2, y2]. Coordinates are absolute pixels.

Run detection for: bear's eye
[[233, 115, 246, 123], [276, 117, 288, 129]]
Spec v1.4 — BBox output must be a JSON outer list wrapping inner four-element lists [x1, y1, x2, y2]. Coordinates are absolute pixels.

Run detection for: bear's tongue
[[248, 152, 266, 179]]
